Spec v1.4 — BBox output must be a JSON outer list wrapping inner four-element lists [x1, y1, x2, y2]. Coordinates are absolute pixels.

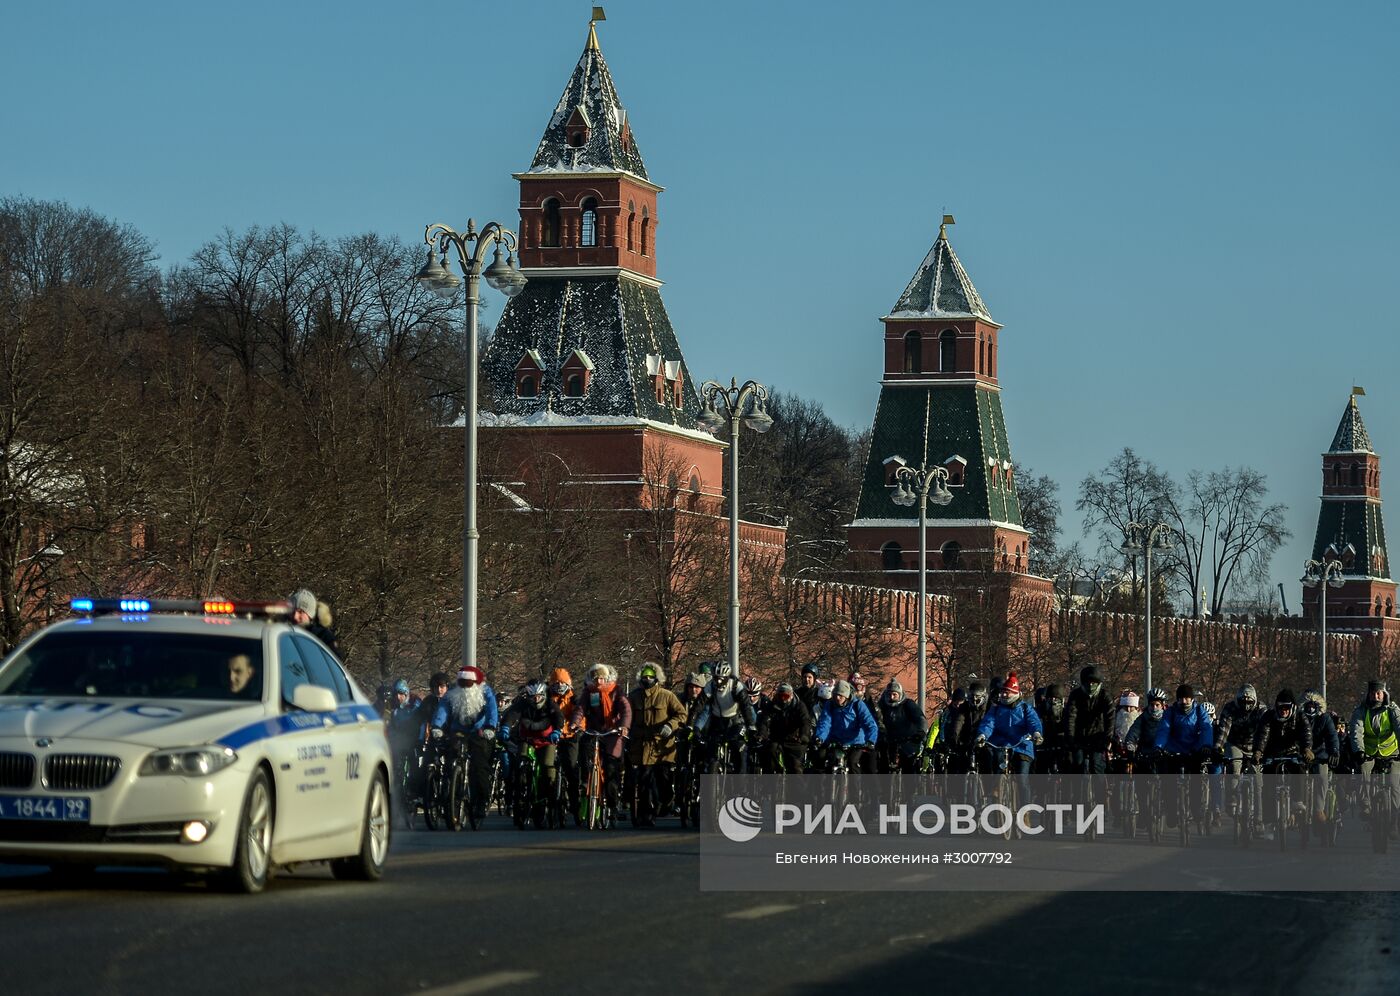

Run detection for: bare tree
[[1077, 448, 1176, 608]]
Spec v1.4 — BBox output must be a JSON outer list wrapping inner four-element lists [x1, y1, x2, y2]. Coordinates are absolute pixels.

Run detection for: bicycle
[[1364, 754, 1395, 854], [510, 736, 563, 830], [986, 743, 1027, 840], [1261, 754, 1305, 852], [580, 729, 625, 831], [394, 742, 423, 831], [1157, 751, 1207, 847], [424, 732, 477, 832], [675, 728, 701, 830], [1231, 760, 1259, 848]]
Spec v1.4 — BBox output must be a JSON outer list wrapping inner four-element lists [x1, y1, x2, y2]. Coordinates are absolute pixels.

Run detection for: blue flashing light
[[119, 598, 151, 613], [70, 598, 94, 613]]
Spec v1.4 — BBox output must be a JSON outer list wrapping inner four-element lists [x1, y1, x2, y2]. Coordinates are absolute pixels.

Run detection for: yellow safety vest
[[926, 716, 942, 749], [1364, 707, 1398, 758]]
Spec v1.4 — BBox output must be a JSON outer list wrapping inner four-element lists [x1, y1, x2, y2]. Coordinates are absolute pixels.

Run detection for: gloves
[[498, 726, 510, 742], [430, 728, 443, 740], [1032, 732, 1044, 746], [481, 728, 496, 741], [548, 730, 561, 744], [975, 735, 987, 748], [1252, 751, 1263, 764], [1303, 748, 1315, 764], [660, 724, 673, 739]]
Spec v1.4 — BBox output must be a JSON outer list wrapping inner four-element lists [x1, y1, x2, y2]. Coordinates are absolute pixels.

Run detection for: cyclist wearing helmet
[[500, 679, 567, 820], [946, 682, 990, 774], [627, 662, 687, 827], [1302, 689, 1339, 826], [1253, 689, 1313, 837], [386, 678, 421, 750], [758, 682, 813, 774], [1198, 700, 1223, 827], [695, 661, 758, 773], [745, 676, 770, 717], [1125, 688, 1170, 762], [1034, 684, 1071, 774], [813, 679, 880, 773], [1067, 664, 1114, 790], [849, 673, 887, 768]]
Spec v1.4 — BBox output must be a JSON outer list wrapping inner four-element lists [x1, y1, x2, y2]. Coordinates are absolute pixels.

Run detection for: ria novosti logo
[[717, 797, 764, 842]]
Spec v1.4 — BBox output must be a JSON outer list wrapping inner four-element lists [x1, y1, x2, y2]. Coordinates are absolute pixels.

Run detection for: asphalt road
[[1, 815, 1396, 996]]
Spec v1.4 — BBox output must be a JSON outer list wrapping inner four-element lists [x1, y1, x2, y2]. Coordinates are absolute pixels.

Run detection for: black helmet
[[1368, 679, 1388, 695], [802, 662, 821, 678], [1276, 688, 1297, 705], [1081, 665, 1103, 685], [1048, 683, 1067, 700]]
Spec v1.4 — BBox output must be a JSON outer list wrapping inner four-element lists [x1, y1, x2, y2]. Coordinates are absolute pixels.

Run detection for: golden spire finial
[[587, 6, 605, 51], [939, 213, 955, 240]]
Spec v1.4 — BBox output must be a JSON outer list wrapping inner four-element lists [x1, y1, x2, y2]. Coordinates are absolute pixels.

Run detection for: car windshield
[[0, 630, 266, 702]]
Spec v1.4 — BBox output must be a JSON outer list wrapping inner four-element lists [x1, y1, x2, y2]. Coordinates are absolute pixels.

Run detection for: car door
[[292, 635, 364, 835], [266, 633, 340, 844]]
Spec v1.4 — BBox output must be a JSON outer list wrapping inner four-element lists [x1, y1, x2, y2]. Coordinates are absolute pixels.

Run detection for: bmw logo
[[35, 738, 52, 748]]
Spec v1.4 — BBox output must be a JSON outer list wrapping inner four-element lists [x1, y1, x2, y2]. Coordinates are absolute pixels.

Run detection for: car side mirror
[[290, 684, 337, 713]]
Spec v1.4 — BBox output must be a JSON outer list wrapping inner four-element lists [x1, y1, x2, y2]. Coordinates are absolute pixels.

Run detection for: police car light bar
[[69, 597, 295, 620]]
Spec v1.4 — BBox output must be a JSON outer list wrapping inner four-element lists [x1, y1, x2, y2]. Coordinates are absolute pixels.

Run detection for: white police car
[[0, 597, 391, 892]]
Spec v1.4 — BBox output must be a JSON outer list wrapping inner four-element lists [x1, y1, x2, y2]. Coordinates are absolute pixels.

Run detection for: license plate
[[0, 795, 90, 822]]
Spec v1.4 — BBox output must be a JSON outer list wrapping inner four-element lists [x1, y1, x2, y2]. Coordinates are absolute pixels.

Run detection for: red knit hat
[[1002, 671, 1020, 696]]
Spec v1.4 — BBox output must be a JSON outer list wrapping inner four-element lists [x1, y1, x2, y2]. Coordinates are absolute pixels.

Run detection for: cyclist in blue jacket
[[975, 672, 1043, 804], [813, 679, 880, 773], [1153, 683, 1213, 828]]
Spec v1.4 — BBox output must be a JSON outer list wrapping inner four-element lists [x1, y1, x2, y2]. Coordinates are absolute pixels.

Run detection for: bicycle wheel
[[424, 763, 443, 831], [1373, 781, 1389, 854], [449, 762, 469, 831], [998, 771, 1016, 841], [1277, 785, 1289, 853], [1178, 779, 1189, 848]]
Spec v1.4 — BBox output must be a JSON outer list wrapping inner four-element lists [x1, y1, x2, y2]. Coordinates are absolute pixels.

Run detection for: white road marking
[[412, 970, 539, 995], [892, 872, 937, 884], [724, 903, 799, 920]]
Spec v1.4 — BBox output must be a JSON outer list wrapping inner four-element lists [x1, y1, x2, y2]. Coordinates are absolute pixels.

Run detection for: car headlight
[[139, 746, 238, 777]]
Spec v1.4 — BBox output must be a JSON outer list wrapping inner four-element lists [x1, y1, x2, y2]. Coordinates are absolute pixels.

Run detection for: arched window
[[564, 374, 584, 397], [903, 330, 921, 373], [1377, 597, 1384, 617], [1351, 463, 1361, 486], [640, 208, 651, 257], [881, 541, 903, 572], [1332, 464, 1342, 486], [1346, 604, 1357, 616], [978, 337, 986, 374], [939, 329, 957, 372], [580, 198, 598, 247], [941, 541, 962, 569], [627, 202, 636, 251], [1387, 598, 1393, 617], [569, 130, 586, 148], [542, 199, 561, 248], [518, 375, 537, 398]]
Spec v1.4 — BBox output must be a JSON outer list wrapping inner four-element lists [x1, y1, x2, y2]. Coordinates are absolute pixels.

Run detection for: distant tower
[[480, 17, 724, 509], [847, 220, 1043, 590], [1303, 394, 1397, 628]]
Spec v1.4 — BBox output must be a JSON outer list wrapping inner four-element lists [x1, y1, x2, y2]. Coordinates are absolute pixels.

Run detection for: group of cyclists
[[375, 657, 1400, 843]]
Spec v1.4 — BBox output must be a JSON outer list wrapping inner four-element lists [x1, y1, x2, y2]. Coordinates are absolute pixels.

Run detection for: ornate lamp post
[[1301, 557, 1345, 702], [698, 378, 772, 679], [415, 219, 527, 669], [890, 463, 954, 713], [1120, 521, 1174, 694]]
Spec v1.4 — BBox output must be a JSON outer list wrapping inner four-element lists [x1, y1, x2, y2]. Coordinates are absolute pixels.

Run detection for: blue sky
[[4, 0, 1398, 610]]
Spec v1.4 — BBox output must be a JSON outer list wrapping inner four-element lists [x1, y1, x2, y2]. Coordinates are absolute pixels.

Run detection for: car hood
[[0, 697, 267, 748]]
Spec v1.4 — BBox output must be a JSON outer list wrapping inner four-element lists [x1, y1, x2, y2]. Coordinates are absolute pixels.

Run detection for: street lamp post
[[416, 219, 527, 669], [890, 463, 954, 714], [1120, 521, 1174, 694], [698, 378, 773, 680], [1301, 558, 1345, 702]]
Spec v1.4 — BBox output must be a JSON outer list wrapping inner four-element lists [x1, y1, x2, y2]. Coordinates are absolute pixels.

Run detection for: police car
[[0, 597, 391, 892]]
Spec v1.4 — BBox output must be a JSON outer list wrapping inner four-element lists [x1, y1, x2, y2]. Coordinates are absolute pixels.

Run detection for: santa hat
[[1003, 672, 1020, 696]]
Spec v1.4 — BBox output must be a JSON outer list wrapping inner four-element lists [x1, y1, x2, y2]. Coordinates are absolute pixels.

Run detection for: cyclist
[[1303, 689, 1339, 825], [626, 662, 687, 827], [974, 672, 1043, 804], [812, 678, 879, 774], [1351, 679, 1400, 827], [694, 662, 757, 773], [1034, 683, 1071, 775], [1199, 700, 1223, 827], [430, 665, 499, 821], [758, 681, 813, 774], [575, 663, 632, 821], [806, 681, 835, 769], [850, 673, 887, 767], [946, 682, 990, 774], [1152, 684, 1213, 828], [797, 663, 822, 714], [500, 679, 566, 823], [877, 680, 927, 773], [1253, 688, 1313, 838], [548, 668, 582, 824], [1125, 687, 1169, 763], [745, 676, 769, 717], [1068, 664, 1113, 816]]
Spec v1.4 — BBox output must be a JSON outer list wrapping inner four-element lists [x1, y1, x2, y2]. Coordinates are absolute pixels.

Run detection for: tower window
[[939, 329, 957, 372], [570, 131, 586, 147], [903, 330, 921, 374], [978, 337, 986, 374], [881, 541, 903, 571], [580, 198, 598, 247], [518, 375, 537, 398], [940, 541, 962, 569], [641, 209, 651, 257], [1351, 462, 1361, 486], [627, 203, 636, 252], [564, 374, 584, 398], [542, 199, 561, 248]]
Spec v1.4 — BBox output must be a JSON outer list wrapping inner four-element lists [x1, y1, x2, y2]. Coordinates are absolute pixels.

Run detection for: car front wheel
[[221, 769, 274, 894], [332, 771, 390, 881]]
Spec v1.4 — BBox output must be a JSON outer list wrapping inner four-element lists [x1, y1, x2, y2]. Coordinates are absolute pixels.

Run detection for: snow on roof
[[566, 348, 595, 371], [1329, 395, 1375, 454], [478, 410, 720, 444], [527, 28, 649, 182], [887, 230, 993, 322]]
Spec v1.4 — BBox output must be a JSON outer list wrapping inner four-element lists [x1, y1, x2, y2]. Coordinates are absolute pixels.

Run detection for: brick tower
[[1303, 394, 1397, 629], [479, 19, 729, 511], [847, 220, 1044, 591]]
